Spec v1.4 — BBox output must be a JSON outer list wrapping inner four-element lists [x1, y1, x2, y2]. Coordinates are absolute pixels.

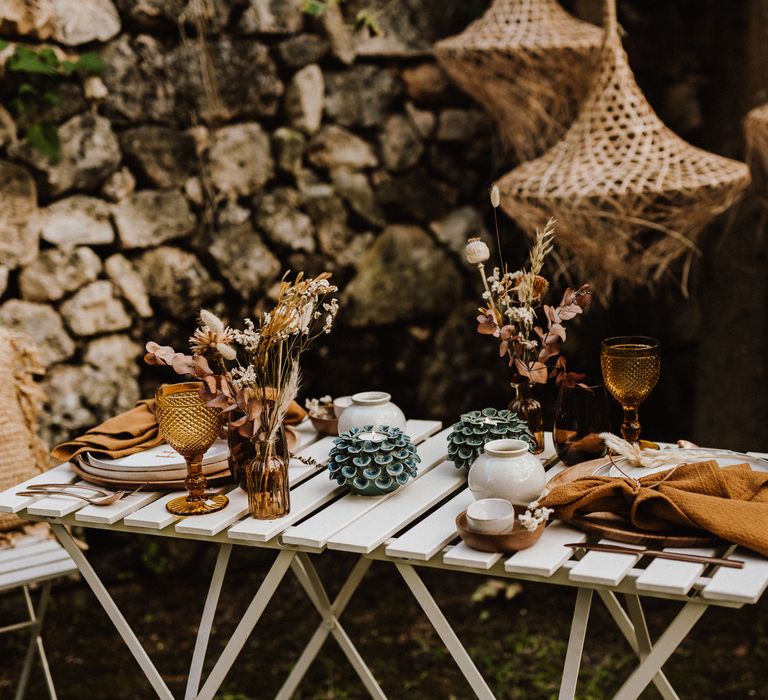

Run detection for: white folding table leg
[[597, 592, 677, 700], [612, 601, 708, 700], [185, 543, 233, 700], [196, 549, 295, 700], [287, 553, 386, 700], [49, 524, 174, 700], [15, 582, 55, 700], [395, 563, 495, 700], [558, 587, 593, 700]]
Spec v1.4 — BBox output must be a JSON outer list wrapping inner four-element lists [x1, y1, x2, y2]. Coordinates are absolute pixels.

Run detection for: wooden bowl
[[456, 511, 545, 553], [309, 414, 339, 436]]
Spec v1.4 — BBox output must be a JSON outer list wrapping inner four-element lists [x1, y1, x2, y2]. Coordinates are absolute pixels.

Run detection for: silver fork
[[16, 484, 144, 506]]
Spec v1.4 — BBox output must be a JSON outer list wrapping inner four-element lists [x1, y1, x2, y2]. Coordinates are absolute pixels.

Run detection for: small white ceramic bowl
[[333, 395, 353, 418], [465, 498, 515, 535]]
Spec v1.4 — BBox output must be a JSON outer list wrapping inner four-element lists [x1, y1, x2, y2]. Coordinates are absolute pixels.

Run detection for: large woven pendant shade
[[434, 0, 603, 162], [745, 104, 768, 174], [497, 1, 751, 293]]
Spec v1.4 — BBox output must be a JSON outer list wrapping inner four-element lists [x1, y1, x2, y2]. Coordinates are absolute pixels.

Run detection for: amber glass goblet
[[600, 336, 660, 443], [155, 382, 228, 515]]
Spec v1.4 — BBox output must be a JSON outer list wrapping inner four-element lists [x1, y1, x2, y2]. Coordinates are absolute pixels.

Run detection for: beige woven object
[[0, 329, 48, 531], [497, 2, 751, 293], [745, 103, 768, 174], [434, 0, 603, 162]]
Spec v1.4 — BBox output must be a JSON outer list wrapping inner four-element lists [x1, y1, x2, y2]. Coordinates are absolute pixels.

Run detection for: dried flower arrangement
[[145, 272, 339, 441], [465, 187, 593, 389]]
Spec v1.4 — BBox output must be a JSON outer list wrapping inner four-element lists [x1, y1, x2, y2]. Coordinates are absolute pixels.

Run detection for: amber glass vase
[[508, 379, 544, 455], [244, 435, 290, 519]]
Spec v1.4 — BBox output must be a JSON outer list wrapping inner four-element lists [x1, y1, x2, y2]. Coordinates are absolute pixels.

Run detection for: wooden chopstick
[[565, 542, 744, 569]]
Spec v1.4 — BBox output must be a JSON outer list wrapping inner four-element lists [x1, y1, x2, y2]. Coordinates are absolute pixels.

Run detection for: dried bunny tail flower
[[465, 237, 490, 265], [199, 309, 224, 334], [490, 184, 500, 209]]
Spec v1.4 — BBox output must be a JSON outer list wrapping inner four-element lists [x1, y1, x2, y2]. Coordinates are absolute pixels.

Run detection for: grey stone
[[256, 189, 315, 253], [38, 195, 114, 248], [402, 63, 449, 103], [0, 268, 7, 297], [325, 65, 401, 128], [41, 365, 97, 445], [184, 176, 204, 206], [136, 246, 224, 318], [380, 114, 423, 171], [302, 185, 350, 259], [217, 200, 251, 227], [238, 0, 303, 33], [286, 64, 324, 134], [335, 231, 375, 270], [51, 0, 120, 45], [209, 222, 281, 298], [101, 167, 136, 202], [17, 83, 85, 128], [330, 168, 384, 226], [208, 123, 273, 197], [0, 0, 55, 39], [429, 206, 489, 259], [436, 108, 489, 142], [0, 300, 75, 366], [343, 225, 462, 326], [0, 106, 17, 149], [104, 254, 153, 318], [273, 127, 306, 176], [13, 114, 121, 197], [19, 247, 103, 302], [308, 126, 377, 170], [84, 334, 142, 374], [278, 34, 329, 68], [405, 102, 435, 138], [113, 190, 196, 249], [120, 126, 195, 188], [0, 161, 39, 270], [114, 0, 231, 31], [60, 280, 132, 336], [375, 168, 456, 222], [322, 2, 355, 65]]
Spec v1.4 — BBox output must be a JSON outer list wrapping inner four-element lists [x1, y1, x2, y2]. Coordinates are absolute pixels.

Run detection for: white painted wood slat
[[635, 547, 718, 596], [385, 488, 474, 561], [281, 427, 450, 549], [0, 548, 71, 574], [0, 540, 62, 564], [443, 541, 502, 570], [327, 461, 465, 554], [504, 521, 586, 577], [76, 491, 163, 525], [0, 463, 77, 514], [25, 481, 105, 518], [0, 558, 78, 592], [568, 540, 643, 586], [701, 549, 768, 604]]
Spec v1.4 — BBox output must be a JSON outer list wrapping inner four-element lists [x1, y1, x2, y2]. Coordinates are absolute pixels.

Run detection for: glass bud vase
[[245, 436, 290, 519], [508, 380, 544, 455]]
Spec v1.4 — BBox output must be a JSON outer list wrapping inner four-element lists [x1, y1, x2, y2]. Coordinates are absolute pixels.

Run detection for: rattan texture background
[[497, 3, 751, 294], [434, 0, 603, 162], [745, 103, 768, 175], [0, 329, 48, 531]]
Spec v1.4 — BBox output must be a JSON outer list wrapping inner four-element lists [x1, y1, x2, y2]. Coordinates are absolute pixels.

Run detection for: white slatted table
[[1, 430, 767, 700]]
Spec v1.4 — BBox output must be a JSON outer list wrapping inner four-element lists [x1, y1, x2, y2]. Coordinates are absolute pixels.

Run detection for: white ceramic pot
[[337, 391, 406, 433], [468, 439, 545, 505]]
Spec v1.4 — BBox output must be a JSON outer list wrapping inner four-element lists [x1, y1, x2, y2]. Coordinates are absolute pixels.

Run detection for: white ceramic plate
[[78, 457, 229, 482], [85, 440, 228, 472], [602, 448, 768, 479]]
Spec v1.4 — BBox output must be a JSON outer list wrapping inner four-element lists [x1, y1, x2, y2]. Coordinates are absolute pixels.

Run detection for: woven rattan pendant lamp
[[497, 0, 751, 293], [434, 0, 603, 162], [745, 103, 768, 174]]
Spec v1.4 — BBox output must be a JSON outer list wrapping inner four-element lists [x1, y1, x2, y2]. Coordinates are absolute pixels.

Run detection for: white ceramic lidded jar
[[337, 391, 406, 433], [468, 439, 545, 505]]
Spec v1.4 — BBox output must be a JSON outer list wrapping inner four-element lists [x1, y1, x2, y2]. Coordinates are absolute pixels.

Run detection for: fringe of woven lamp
[[745, 104, 768, 175], [434, 0, 603, 163], [496, 0, 751, 298]]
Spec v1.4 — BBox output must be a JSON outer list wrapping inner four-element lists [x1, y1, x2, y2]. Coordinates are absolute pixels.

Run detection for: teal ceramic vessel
[[447, 407, 533, 471], [327, 425, 420, 496]]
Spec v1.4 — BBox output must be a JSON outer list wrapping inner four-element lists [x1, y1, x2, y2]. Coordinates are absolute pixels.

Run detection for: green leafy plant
[[0, 42, 105, 162], [302, 0, 385, 35]]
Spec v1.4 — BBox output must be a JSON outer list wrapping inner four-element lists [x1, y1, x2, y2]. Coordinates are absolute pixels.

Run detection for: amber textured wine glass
[[600, 336, 660, 443], [155, 382, 228, 515]]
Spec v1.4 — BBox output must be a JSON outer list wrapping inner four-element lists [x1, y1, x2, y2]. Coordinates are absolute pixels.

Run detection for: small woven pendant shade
[[497, 1, 751, 292], [745, 104, 768, 174], [434, 0, 603, 162]]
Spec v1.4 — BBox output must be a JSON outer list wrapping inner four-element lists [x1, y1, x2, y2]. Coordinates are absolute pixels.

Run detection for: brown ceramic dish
[[309, 414, 339, 436], [456, 511, 546, 553]]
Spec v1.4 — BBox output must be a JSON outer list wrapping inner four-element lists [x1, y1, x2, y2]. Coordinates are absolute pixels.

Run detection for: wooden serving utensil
[[565, 542, 744, 569]]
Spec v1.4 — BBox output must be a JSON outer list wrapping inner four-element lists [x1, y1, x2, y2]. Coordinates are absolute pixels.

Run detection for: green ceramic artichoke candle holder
[[327, 425, 420, 496], [448, 408, 533, 471]]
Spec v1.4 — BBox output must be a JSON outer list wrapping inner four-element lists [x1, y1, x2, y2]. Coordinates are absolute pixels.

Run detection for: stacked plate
[[73, 440, 231, 490]]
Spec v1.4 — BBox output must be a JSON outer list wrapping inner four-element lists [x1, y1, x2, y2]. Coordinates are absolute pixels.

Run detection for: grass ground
[[1, 533, 767, 699]]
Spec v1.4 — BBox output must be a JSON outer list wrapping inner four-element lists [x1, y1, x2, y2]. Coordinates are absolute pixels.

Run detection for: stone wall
[[0, 0, 509, 446]]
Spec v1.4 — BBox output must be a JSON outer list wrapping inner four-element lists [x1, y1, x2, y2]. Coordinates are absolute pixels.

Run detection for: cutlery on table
[[24, 483, 113, 496], [565, 542, 744, 569], [16, 483, 144, 506]]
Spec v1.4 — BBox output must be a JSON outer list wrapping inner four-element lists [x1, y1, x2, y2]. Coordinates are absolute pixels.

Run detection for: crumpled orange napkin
[[539, 460, 768, 556]]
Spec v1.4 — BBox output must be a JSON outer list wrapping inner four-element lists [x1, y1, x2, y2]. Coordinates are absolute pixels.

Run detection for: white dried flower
[[465, 237, 490, 265], [200, 309, 224, 334], [518, 500, 553, 533], [490, 184, 500, 208]]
